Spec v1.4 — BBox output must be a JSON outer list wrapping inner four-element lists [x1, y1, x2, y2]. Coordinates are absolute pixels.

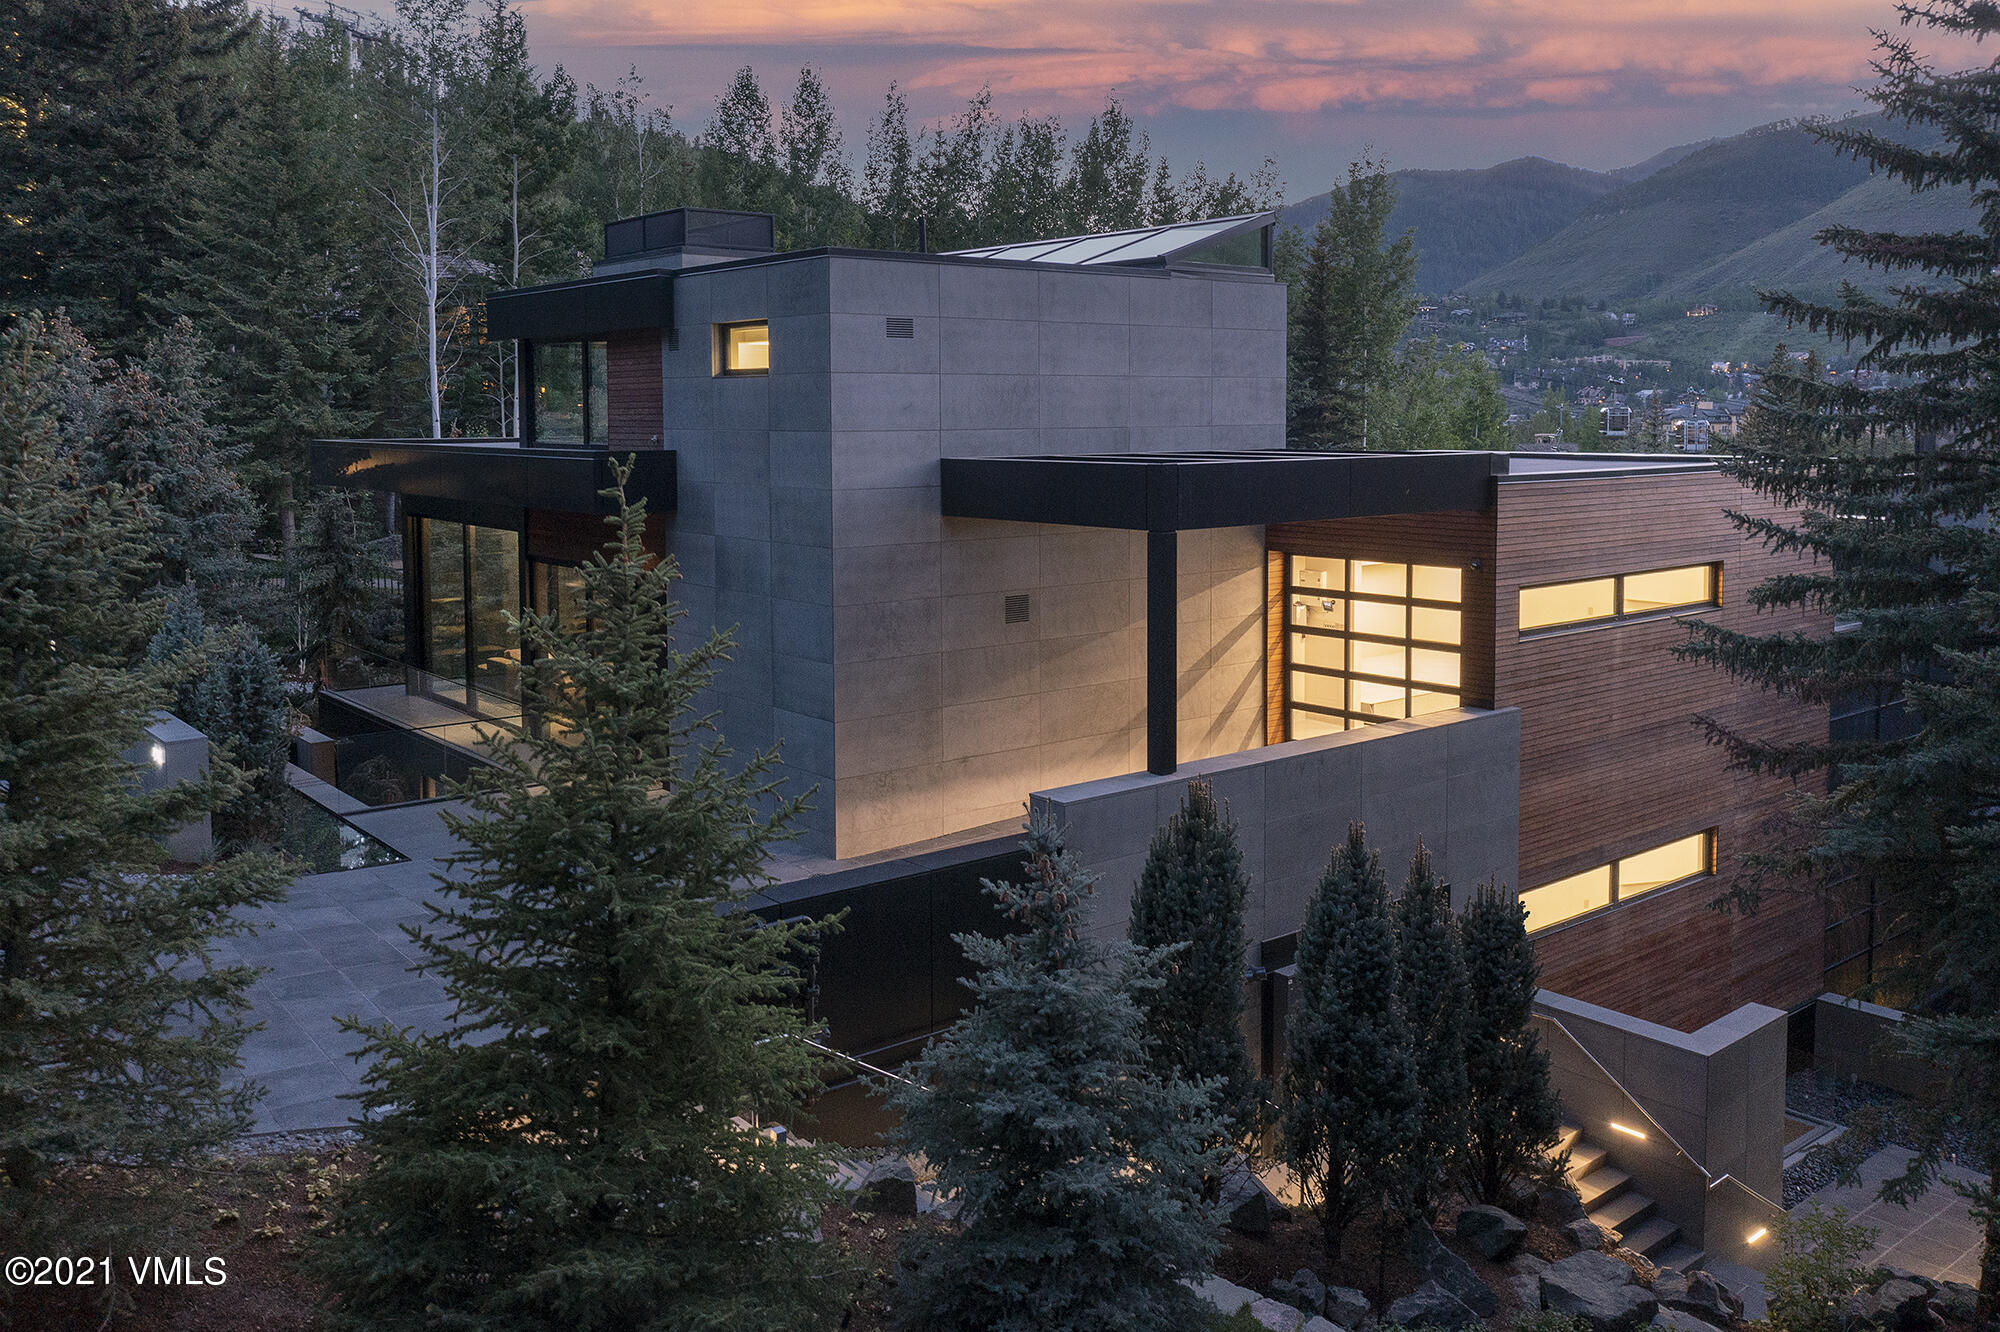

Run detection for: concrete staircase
[[1556, 1122, 1705, 1272]]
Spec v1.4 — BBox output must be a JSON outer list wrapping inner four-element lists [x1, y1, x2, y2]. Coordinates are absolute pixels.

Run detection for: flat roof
[[943, 212, 1274, 268]]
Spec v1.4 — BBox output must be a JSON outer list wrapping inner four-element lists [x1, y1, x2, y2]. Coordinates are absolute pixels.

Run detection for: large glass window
[[1284, 554, 1464, 739], [717, 321, 770, 375], [532, 340, 608, 444], [1519, 563, 1718, 632], [418, 519, 521, 703], [1522, 829, 1717, 933], [422, 518, 467, 684]]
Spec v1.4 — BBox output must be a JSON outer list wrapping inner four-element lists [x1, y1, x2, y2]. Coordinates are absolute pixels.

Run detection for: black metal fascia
[[485, 271, 673, 341], [310, 439, 676, 516]]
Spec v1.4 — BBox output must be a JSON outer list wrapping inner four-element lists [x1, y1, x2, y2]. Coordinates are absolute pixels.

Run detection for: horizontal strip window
[[1519, 563, 1718, 633], [1283, 555, 1464, 738], [1521, 829, 1716, 935]]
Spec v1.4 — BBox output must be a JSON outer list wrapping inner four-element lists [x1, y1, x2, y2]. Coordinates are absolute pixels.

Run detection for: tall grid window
[[1284, 555, 1463, 739]]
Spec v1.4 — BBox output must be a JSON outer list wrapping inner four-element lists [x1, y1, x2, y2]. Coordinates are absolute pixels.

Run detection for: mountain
[[1279, 140, 1718, 295]]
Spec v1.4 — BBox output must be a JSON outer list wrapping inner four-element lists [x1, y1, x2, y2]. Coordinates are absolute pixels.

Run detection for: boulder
[[1386, 1279, 1484, 1330], [1651, 1311, 1726, 1332], [1540, 1250, 1660, 1332], [854, 1158, 918, 1216], [1873, 1266, 1937, 1295], [1932, 1281, 1978, 1325], [1250, 1296, 1308, 1331], [1503, 1177, 1545, 1218], [1189, 1274, 1261, 1317], [1655, 1270, 1745, 1324], [1510, 1273, 1546, 1308], [1288, 1268, 1329, 1316], [1511, 1253, 1552, 1277], [1221, 1168, 1290, 1235], [1542, 1184, 1590, 1224], [1415, 1223, 1499, 1316], [1324, 1285, 1372, 1329], [1301, 1320, 1344, 1332], [1565, 1217, 1610, 1251], [1876, 1277, 1937, 1330], [1458, 1203, 1530, 1261]]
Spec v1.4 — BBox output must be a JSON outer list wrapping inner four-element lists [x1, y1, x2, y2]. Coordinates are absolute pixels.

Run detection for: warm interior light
[[149, 743, 167, 768], [1609, 1121, 1647, 1140], [1745, 1227, 1768, 1244]]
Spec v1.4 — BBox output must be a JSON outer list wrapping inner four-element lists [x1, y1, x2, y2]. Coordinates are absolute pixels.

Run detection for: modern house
[[310, 207, 1834, 1146]]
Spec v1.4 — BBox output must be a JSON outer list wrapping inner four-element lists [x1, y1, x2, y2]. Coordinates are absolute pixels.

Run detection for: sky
[[504, 0, 1970, 191]]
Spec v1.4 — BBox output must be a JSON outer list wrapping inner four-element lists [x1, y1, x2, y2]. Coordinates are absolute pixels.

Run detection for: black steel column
[[1146, 527, 1177, 776], [517, 339, 536, 444]]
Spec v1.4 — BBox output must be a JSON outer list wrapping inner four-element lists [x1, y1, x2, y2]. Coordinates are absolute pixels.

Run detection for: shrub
[[1764, 1204, 1876, 1332]]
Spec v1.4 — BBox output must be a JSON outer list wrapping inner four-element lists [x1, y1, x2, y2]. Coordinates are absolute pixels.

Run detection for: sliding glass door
[[417, 518, 521, 708]]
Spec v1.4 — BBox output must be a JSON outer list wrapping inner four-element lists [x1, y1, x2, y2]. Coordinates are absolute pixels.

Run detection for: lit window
[[1519, 563, 1718, 633], [717, 321, 770, 375], [1523, 829, 1717, 933], [1282, 555, 1466, 738]]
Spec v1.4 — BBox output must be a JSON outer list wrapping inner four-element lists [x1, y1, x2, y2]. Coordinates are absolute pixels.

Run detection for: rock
[[1511, 1253, 1552, 1277], [1386, 1279, 1484, 1330], [1613, 1248, 1660, 1286], [854, 1158, 918, 1216], [1542, 1184, 1590, 1224], [1220, 1168, 1290, 1235], [1301, 1319, 1344, 1332], [1457, 1203, 1530, 1261], [1848, 1291, 1892, 1328], [1932, 1281, 1978, 1325], [1655, 1270, 1745, 1324], [1540, 1250, 1660, 1332], [1189, 1274, 1261, 1317], [1565, 1217, 1610, 1250], [1503, 1177, 1545, 1218], [1324, 1285, 1372, 1329], [1873, 1266, 1937, 1294], [1289, 1268, 1329, 1315], [1415, 1223, 1499, 1316], [1876, 1278, 1937, 1330], [1510, 1273, 1546, 1307], [1651, 1311, 1726, 1332], [1250, 1296, 1308, 1331]]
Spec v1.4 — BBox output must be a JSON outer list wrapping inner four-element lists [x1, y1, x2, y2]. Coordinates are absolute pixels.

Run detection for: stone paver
[[1795, 1145, 1988, 1286], [228, 794, 473, 1133]]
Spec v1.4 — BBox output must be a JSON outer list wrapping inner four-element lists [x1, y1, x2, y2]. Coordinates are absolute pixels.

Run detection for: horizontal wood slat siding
[[606, 332, 662, 452], [527, 509, 665, 565], [1267, 510, 1498, 709], [1493, 471, 1828, 1029]]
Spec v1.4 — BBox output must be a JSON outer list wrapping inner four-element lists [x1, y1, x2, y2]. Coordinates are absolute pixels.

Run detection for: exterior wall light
[[1745, 1228, 1768, 1244], [150, 743, 167, 768], [1609, 1121, 1647, 1140]]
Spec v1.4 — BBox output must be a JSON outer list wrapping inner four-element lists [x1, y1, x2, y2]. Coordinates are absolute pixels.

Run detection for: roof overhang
[[311, 440, 676, 516], [485, 271, 673, 341], [940, 450, 1501, 530]]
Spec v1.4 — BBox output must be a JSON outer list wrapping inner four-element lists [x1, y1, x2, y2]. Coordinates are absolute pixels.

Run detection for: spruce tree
[[892, 816, 1224, 1332], [1282, 822, 1418, 1268], [191, 633, 293, 842], [146, 584, 212, 721], [1128, 778, 1261, 1150], [290, 487, 390, 682], [1669, 8, 2000, 1312], [1393, 841, 1469, 1227], [1457, 883, 1564, 1205], [313, 465, 842, 1332], [0, 313, 290, 1262], [1288, 158, 1417, 450]]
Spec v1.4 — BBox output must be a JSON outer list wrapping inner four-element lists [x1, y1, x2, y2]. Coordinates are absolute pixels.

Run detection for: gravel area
[[1783, 1071, 1990, 1208]]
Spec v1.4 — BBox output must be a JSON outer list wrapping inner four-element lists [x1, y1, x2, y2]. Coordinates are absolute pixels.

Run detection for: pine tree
[[892, 816, 1224, 1332], [1669, 9, 2000, 1312], [0, 312, 290, 1264], [1128, 778, 1261, 1149], [1458, 883, 1563, 1205], [1282, 822, 1418, 1268], [1289, 157, 1417, 450], [191, 634, 292, 842], [313, 466, 842, 1332], [1393, 841, 1469, 1227], [290, 488, 390, 683], [146, 585, 212, 722]]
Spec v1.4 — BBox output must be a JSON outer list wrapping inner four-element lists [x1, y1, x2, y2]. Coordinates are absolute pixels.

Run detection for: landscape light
[[150, 743, 167, 768], [1608, 1121, 1646, 1140], [1745, 1228, 1768, 1244]]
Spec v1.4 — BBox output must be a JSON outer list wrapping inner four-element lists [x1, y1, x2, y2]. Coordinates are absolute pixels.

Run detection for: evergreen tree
[[913, 87, 996, 253], [313, 466, 842, 1331], [1634, 391, 1671, 451], [1289, 157, 1417, 449], [1282, 823, 1418, 1267], [703, 65, 778, 210], [290, 488, 391, 683], [1062, 96, 1152, 233], [146, 585, 212, 722], [191, 634, 293, 842], [1671, 9, 2000, 1312], [1393, 841, 1468, 1227], [1457, 883, 1563, 1205], [892, 816, 1223, 1332], [981, 115, 1068, 244], [780, 65, 851, 195], [0, 312, 290, 1264], [1128, 778, 1261, 1149]]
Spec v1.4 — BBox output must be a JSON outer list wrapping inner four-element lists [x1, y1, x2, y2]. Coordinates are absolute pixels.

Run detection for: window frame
[[530, 339, 608, 446], [1517, 561, 1720, 636], [1282, 554, 1465, 738], [1522, 829, 1718, 935], [714, 320, 771, 377]]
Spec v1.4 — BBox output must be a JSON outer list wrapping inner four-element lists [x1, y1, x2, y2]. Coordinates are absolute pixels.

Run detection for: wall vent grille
[[885, 316, 915, 339], [1003, 593, 1032, 625], [665, 328, 680, 352]]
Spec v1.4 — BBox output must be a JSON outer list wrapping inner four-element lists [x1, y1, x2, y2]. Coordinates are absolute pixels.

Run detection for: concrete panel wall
[[1813, 993, 1946, 1098], [1029, 706, 1522, 943]]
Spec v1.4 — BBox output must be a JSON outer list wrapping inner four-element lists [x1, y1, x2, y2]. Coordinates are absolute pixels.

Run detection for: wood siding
[[605, 332, 663, 452], [527, 508, 665, 564], [1492, 471, 1829, 1030]]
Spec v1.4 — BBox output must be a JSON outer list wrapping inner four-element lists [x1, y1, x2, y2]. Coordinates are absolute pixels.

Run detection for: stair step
[[1590, 1189, 1656, 1234], [1556, 1122, 1585, 1155], [1622, 1216, 1682, 1260], [1574, 1166, 1630, 1209], [1654, 1242, 1707, 1273], [1567, 1142, 1610, 1178]]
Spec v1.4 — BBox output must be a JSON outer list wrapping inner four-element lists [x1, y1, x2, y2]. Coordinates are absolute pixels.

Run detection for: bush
[[1511, 1313, 1596, 1332], [1764, 1204, 1875, 1332]]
